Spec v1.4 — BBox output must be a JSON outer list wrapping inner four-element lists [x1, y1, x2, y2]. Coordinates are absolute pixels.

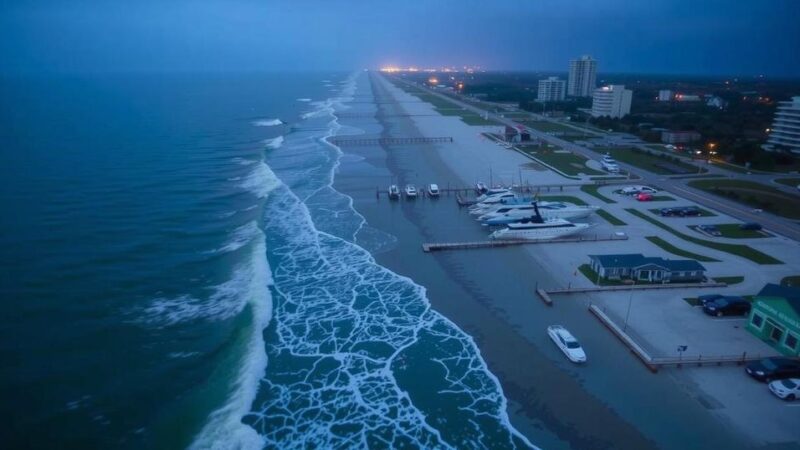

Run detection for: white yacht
[[547, 325, 587, 363], [405, 184, 417, 198], [489, 219, 592, 241], [476, 189, 512, 202], [469, 194, 529, 215], [480, 202, 598, 223]]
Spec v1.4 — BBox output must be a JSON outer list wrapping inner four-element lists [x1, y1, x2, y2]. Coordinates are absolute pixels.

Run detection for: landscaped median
[[644, 236, 718, 262], [688, 179, 800, 220], [580, 184, 616, 204], [625, 209, 782, 265], [597, 209, 626, 226], [521, 148, 603, 176]]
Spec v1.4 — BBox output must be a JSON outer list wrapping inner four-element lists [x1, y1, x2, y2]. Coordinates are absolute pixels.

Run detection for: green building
[[746, 284, 800, 357]]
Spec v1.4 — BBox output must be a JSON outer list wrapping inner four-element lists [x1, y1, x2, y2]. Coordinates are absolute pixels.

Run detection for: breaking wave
[[263, 136, 284, 150], [252, 119, 284, 127]]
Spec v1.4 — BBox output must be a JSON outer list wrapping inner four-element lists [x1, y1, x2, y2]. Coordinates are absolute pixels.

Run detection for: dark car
[[660, 208, 678, 216], [697, 294, 724, 306], [740, 222, 762, 231], [678, 207, 702, 217], [698, 224, 721, 236], [702, 297, 751, 317], [746, 358, 800, 382]]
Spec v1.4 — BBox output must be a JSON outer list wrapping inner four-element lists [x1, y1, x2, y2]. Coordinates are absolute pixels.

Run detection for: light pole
[[623, 286, 634, 332]]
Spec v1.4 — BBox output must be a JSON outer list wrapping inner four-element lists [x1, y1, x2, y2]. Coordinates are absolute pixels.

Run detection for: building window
[[751, 313, 764, 329], [786, 333, 799, 351]]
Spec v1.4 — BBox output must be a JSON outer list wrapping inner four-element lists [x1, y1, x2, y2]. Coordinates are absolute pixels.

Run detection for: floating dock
[[421, 234, 628, 252]]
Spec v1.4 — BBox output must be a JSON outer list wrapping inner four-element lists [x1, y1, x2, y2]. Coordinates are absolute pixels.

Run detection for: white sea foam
[[239, 161, 281, 199], [296, 98, 312, 102], [232, 157, 257, 166], [263, 136, 284, 150], [207, 221, 261, 255], [251, 118, 284, 127]]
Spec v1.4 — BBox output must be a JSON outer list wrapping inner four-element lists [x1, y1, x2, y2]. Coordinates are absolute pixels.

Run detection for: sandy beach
[[321, 72, 800, 450]]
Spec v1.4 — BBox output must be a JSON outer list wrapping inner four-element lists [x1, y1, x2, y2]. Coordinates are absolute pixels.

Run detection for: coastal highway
[[386, 74, 800, 242]]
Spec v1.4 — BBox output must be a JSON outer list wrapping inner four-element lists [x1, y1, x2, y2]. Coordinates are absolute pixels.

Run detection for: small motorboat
[[475, 182, 488, 195], [427, 184, 440, 197], [547, 325, 586, 363], [388, 184, 400, 200], [405, 184, 417, 199]]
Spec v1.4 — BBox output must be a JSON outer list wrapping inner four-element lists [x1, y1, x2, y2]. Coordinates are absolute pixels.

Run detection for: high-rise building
[[537, 77, 566, 102], [567, 55, 597, 97], [591, 85, 633, 119], [766, 96, 800, 155]]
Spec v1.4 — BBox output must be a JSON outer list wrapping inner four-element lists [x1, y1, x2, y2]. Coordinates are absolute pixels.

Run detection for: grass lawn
[[648, 195, 676, 202], [597, 209, 626, 226], [537, 195, 588, 206], [775, 177, 800, 188], [590, 176, 629, 181], [644, 236, 718, 262], [525, 149, 603, 176], [713, 224, 769, 239], [648, 207, 716, 217], [781, 275, 800, 287], [580, 184, 616, 204], [625, 208, 782, 265], [688, 179, 800, 219], [712, 276, 745, 285], [594, 147, 706, 175], [526, 121, 578, 133], [459, 114, 496, 126]]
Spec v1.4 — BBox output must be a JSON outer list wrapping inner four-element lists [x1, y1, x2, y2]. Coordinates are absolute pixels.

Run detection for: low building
[[765, 96, 800, 155], [503, 125, 531, 143], [588, 254, 706, 283], [706, 96, 727, 109], [658, 89, 673, 102], [537, 76, 566, 102], [591, 85, 632, 119], [747, 284, 800, 357], [661, 130, 701, 144]]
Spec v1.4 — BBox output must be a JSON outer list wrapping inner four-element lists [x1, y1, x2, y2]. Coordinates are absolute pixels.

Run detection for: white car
[[768, 378, 800, 401], [547, 325, 586, 363], [601, 161, 620, 173], [620, 185, 658, 196]]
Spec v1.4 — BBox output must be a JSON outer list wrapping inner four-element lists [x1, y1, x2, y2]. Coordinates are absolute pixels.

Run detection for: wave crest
[[252, 119, 284, 127]]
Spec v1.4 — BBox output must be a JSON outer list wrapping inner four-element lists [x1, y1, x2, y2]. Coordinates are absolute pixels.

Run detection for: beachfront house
[[588, 253, 706, 283], [747, 284, 800, 357]]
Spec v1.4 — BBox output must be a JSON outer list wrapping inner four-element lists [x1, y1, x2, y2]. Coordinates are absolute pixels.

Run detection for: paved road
[[387, 74, 800, 241]]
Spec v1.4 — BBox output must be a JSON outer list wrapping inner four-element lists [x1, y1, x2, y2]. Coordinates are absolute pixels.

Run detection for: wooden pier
[[328, 136, 453, 147], [422, 234, 628, 253], [589, 305, 766, 373]]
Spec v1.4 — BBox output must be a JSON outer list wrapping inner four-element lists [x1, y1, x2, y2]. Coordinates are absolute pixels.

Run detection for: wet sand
[[331, 72, 755, 450]]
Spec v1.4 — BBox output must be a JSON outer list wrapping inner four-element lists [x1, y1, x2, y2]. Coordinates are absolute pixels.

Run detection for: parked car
[[702, 297, 751, 317], [697, 294, 724, 305], [769, 378, 800, 401], [678, 207, 702, 217], [746, 358, 800, 382], [636, 193, 653, 201], [697, 224, 721, 236], [660, 207, 678, 216], [620, 185, 658, 196], [740, 222, 762, 231]]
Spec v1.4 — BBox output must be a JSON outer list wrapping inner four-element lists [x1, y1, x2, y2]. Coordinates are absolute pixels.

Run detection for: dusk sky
[[2, 0, 799, 76]]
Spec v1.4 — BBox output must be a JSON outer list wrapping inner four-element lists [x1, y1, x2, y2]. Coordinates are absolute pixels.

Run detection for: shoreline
[[330, 71, 787, 449]]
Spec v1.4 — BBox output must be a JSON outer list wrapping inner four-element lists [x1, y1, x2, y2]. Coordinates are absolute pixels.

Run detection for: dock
[[422, 233, 628, 252], [589, 305, 766, 373]]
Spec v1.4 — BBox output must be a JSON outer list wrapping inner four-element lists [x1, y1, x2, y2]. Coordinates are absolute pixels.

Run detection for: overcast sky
[[1, 0, 798, 76]]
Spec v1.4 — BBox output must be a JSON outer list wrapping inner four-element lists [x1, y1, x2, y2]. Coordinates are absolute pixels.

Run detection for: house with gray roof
[[588, 253, 706, 283]]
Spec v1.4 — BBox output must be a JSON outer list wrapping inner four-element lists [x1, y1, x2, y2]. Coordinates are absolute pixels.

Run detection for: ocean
[[0, 72, 531, 448]]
